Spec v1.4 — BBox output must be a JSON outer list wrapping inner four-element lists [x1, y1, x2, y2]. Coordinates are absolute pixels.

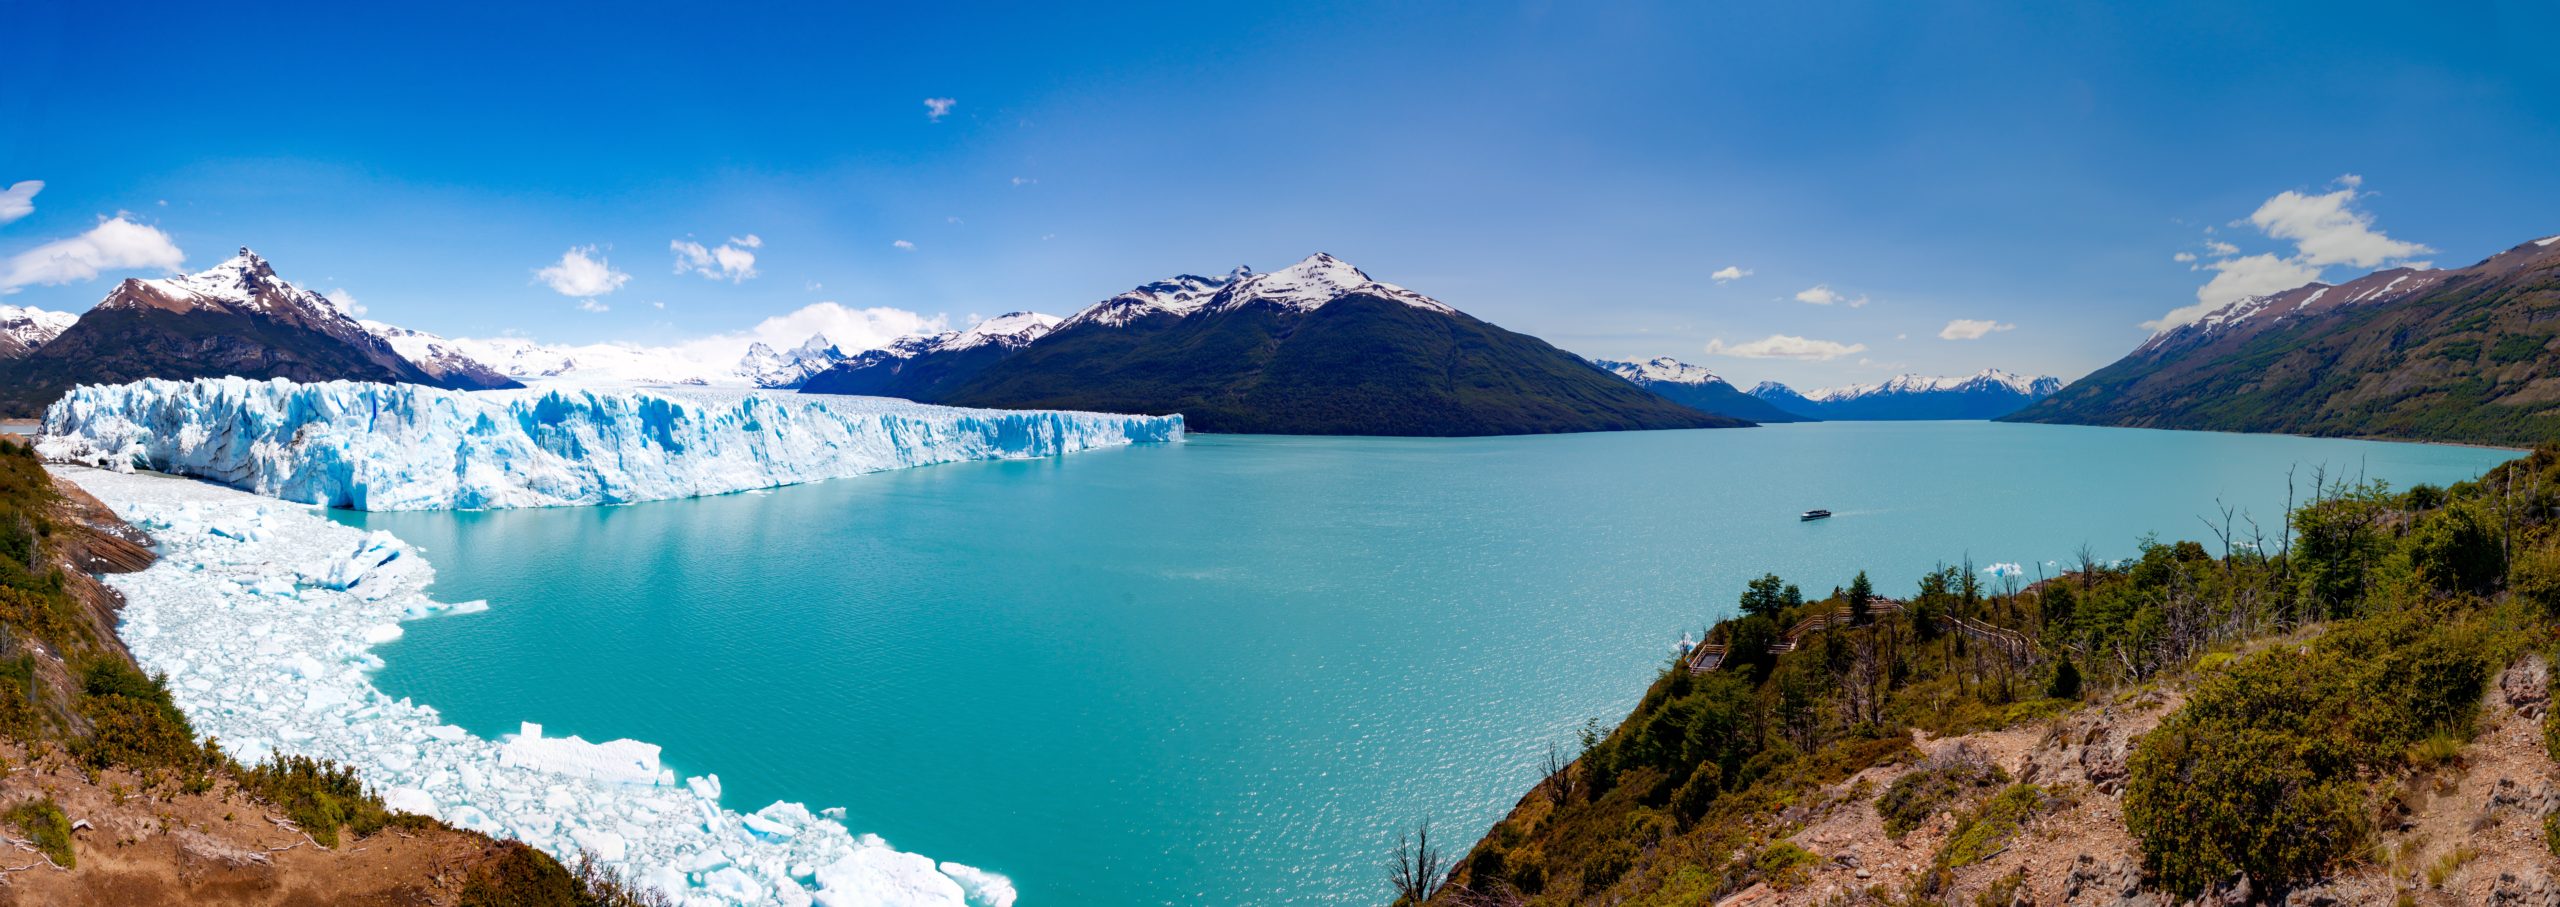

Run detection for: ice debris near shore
[[64, 467, 1014, 907], [40, 376, 1183, 511]]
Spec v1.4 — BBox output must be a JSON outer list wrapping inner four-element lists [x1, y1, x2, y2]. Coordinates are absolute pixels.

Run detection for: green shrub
[[4, 797, 72, 868], [1751, 841, 1819, 889], [1938, 784, 2049, 868], [238, 753, 392, 848], [1876, 747, 2007, 838], [461, 839, 584, 907], [1670, 761, 1722, 825]]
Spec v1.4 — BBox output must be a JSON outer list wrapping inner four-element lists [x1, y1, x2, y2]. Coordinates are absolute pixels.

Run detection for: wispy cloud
[[891, 239, 915, 251], [325, 288, 365, 316], [1937, 318, 2014, 340], [1, 214, 184, 293], [1711, 265, 1751, 283], [1704, 334, 1867, 360], [535, 246, 630, 298], [924, 97, 956, 121], [578, 299, 610, 313], [0, 180, 41, 225], [672, 234, 761, 283]]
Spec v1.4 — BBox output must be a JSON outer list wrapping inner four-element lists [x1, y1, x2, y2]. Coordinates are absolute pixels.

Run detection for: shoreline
[[58, 465, 1014, 907]]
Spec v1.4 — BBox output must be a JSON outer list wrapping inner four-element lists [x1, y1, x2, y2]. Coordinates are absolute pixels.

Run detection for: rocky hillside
[[0, 249, 520, 417], [1414, 449, 2560, 907], [931, 254, 1746, 436], [2006, 234, 2560, 444]]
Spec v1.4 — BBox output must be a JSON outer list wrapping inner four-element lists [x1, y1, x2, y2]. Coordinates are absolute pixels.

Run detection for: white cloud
[[325, 288, 365, 316], [1793, 284, 1868, 307], [1703, 334, 1868, 360], [671, 234, 760, 283], [923, 98, 956, 121], [1, 214, 185, 292], [673, 302, 946, 367], [536, 246, 629, 298], [1938, 318, 2015, 340], [2247, 185, 2430, 268], [2149, 177, 2432, 331], [891, 239, 915, 251], [0, 180, 41, 225], [1010, 176, 1036, 187], [1711, 265, 1751, 283], [2172, 252, 2196, 263], [578, 299, 610, 313]]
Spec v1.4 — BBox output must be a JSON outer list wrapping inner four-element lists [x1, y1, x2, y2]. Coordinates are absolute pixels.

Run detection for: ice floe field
[[62, 466, 1017, 907]]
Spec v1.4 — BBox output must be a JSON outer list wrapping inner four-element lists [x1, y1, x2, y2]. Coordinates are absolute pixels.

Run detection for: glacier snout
[[39, 377, 1184, 510]]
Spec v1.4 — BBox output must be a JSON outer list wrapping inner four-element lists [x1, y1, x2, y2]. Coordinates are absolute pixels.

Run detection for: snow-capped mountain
[[0, 305, 78, 358], [361, 320, 520, 390], [736, 334, 853, 388], [920, 253, 1744, 436], [0, 248, 518, 416], [1750, 369, 2060, 420], [800, 312, 1061, 398], [1591, 356, 1811, 423], [2010, 232, 2560, 443]]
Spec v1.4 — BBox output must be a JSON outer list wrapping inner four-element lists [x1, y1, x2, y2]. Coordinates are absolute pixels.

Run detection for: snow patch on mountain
[[1593, 357, 1730, 387], [39, 377, 1183, 510], [1057, 272, 1243, 330], [944, 312, 1062, 351], [1802, 369, 2057, 402], [1205, 253, 1458, 316], [0, 304, 77, 352]]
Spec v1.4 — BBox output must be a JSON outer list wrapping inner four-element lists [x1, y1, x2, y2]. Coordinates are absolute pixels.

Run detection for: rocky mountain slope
[[1751, 370, 2061, 420], [0, 304, 78, 358], [800, 311, 1061, 398], [2005, 234, 2560, 444], [898, 254, 1747, 436], [1592, 357, 1810, 423], [0, 249, 520, 416]]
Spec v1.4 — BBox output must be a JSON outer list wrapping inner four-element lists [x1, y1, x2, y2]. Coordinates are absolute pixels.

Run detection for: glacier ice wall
[[39, 377, 1183, 511], [61, 466, 1015, 907]]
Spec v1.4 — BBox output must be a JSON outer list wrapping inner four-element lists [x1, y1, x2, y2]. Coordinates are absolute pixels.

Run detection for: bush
[[1670, 761, 1722, 825], [1876, 746, 2007, 839], [238, 754, 393, 848], [4, 797, 72, 868], [1751, 841, 1819, 889], [2046, 656, 2082, 701], [1938, 784, 2049, 868], [462, 839, 586, 907]]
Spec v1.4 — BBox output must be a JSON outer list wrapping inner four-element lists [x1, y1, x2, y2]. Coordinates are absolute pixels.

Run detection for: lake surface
[[335, 421, 2514, 906]]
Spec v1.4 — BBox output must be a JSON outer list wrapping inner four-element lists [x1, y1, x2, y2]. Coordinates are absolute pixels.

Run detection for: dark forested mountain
[[1593, 357, 1811, 422], [1750, 370, 2061, 420], [829, 254, 1749, 436], [0, 249, 519, 416], [800, 312, 1061, 399], [2006, 234, 2560, 444]]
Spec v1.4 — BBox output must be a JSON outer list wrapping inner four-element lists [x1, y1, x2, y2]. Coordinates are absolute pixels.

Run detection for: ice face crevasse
[[59, 466, 1017, 907], [37, 377, 1186, 511]]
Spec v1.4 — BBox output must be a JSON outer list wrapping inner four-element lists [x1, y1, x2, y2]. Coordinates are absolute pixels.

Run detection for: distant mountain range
[[800, 312, 1061, 398], [813, 254, 1745, 436], [0, 249, 520, 416], [1589, 357, 1810, 423], [1747, 370, 2061, 420], [2007, 233, 2560, 444]]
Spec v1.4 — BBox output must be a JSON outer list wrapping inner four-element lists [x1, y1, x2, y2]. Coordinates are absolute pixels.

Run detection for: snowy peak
[[736, 333, 852, 388], [1806, 369, 2056, 402], [1059, 272, 1242, 329], [1594, 356, 1728, 387], [0, 304, 78, 357], [107, 247, 344, 322], [946, 311, 1062, 351], [1207, 253, 1459, 316]]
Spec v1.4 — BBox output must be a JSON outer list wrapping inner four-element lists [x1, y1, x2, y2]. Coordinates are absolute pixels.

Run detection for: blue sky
[[6, 0, 2558, 388]]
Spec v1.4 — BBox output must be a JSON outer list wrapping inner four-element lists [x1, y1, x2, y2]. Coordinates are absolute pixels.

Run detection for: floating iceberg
[[61, 467, 1013, 907], [40, 377, 1183, 511]]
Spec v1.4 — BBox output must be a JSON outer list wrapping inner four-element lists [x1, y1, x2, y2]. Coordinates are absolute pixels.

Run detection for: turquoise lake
[[332, 421, 2515, 906]]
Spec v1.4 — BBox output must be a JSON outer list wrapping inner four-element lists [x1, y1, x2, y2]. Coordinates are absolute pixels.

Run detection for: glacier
[[59, 466, 1017, 907], [38, 376, 1184, 511]]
